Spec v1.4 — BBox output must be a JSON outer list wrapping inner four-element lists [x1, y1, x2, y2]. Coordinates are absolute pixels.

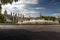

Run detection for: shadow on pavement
[[0, 29, 60, 40]]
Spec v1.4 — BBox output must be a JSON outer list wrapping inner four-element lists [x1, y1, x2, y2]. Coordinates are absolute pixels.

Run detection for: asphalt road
[[0, 25, 60, 32], [0, 25, 60, 40]]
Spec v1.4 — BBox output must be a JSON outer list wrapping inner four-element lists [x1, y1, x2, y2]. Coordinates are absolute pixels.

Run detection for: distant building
[[4, 11, 59, 24], [18, 15, 59, 24], [4, 10, 21, 23]]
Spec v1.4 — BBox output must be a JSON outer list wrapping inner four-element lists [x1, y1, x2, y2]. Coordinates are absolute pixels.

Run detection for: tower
[[39, 13, 42, 16], [4, 10, 7, 15], [11, 12, 12, 16], [23, 14, 24, 18]]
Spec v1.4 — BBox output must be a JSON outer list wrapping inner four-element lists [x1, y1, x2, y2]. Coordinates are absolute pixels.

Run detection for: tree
[[1, 0, 18, 4], [0, 0, 18, 23], [37, 15, 56, 21], [0, 0, 18, 14], [0, 14, 6, 23], [37, 14, 44, 19], [57, 18, 60, 23], [52, 17, 56, 21]]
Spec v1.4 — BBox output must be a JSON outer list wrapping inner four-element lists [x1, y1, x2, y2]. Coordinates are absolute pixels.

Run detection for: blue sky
[[2, 0, 60, 17]]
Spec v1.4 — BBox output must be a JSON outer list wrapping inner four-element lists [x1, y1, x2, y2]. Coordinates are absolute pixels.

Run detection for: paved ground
[[0, 25, 60, 40], [0, 25, 60, 32]]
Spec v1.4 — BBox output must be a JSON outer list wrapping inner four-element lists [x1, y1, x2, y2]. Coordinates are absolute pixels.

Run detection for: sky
[[1, 0, 60, 17]]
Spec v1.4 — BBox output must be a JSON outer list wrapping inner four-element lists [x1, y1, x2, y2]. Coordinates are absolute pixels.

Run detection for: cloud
[[35, 7, 46, 9], [2, 3, 12, 14], [25, 7, 46, 10], [2, 0, 40, 17], [51, 13, 60, 18], [14, 0, 38, 4]]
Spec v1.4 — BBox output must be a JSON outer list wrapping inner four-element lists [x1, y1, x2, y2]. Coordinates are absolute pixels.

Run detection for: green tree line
[[37, 16, 56, 21], [37, 15, 60, 23], [0, 14, 6, 23]]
